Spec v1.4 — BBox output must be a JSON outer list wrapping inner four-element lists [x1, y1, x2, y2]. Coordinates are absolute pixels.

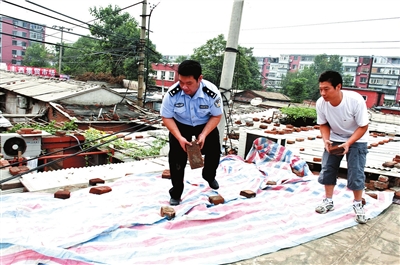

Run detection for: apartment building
[[0, 16, 46, 66], [261, 54, 400, 104]]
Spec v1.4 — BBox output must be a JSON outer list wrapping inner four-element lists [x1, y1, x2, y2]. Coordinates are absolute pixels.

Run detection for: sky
[[1, 0, 399, 59]]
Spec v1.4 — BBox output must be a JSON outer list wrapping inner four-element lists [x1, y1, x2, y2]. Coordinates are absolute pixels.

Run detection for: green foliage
[[22, 43, 53, 68], [82, 128, 168, 159], [280, 106, 317, 123], [343, 74, 354, 87], [7, 120, 78, 135], [191, 34, 262, 90], [281, 54, 344, 102]]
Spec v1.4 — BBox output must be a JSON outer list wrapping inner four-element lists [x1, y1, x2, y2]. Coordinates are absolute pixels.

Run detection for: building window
[[292, 65, 297, 70], [168, 72, 174, 81], [21, 51, 25, 56], [12, 50, 17, 55], [22, 42, 27, 47], [22, 32, 27, 38], [12, 30, 17, 36], [360, 77, 367, 83], [11, 59, 17, 64], [293, 56, 298, 60], [12, 40, 17, 45]]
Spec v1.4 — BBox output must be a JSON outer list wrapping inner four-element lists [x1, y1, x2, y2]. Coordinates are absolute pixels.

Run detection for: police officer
[[160, 60, 223, 206]]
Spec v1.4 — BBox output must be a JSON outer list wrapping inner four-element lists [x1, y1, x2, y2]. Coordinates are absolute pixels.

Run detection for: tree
[[22, 43, 52, 68], [280, 54, 344, 101], [343, 74, 354, 87], [191, 34, 262, 90], [88, 4, 161, 79], [173, 55, 190, 63]]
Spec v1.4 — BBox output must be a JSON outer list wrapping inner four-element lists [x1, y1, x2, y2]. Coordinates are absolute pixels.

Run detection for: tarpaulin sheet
[[0, 138, 393, 264]]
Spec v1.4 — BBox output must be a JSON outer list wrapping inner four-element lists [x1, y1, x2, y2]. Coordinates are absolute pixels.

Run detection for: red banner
[[7, 65, 57, 77]]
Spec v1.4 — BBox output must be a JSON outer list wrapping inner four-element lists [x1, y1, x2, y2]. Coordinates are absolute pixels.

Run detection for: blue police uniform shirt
[[160, 79, 223, 126]]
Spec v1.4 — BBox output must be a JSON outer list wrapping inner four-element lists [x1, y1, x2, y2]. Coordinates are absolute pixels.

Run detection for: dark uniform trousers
[[168, 119, 221, 200]]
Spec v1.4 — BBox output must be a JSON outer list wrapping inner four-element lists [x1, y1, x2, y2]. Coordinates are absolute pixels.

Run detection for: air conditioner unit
[[0, 133, 42, 159], [357, 73, 361, 75], [13, 55, 17, 58], [23, 47, 26, 50]]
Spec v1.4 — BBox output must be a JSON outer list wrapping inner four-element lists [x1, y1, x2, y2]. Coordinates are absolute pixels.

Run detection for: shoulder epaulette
[[202, 86, 217, 99], [169, 85, 181, 97]]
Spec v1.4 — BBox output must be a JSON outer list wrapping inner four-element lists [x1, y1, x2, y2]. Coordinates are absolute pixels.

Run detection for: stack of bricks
[[366, 175, 390, 191]]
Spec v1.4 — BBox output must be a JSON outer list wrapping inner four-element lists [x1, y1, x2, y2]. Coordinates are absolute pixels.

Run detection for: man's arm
[[339, 124, 369, 154], [162, 117, 190, 152], [320, 123, 332, 152], [197, 115, 222, 149]]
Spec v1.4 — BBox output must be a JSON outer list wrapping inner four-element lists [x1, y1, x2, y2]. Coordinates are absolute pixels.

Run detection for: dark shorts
[[318, 142, 368, 190]]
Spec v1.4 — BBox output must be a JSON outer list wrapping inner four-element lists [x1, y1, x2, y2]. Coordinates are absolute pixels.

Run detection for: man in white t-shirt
[[315, 70, 369, 224]]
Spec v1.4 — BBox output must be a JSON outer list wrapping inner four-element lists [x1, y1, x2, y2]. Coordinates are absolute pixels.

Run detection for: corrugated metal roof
[[0, 71, 101, 102]]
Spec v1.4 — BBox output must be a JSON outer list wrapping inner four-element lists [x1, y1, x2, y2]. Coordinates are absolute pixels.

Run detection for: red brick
[[240, 190, 256, 198], [307, 136, 315, 140], [382, 161, 396, 168], [328, 145, 345, 155], [394, 191, 400, 199], [160, 206, 175, 220], [378, 175, 389, 183], [266, 180, 277, 185], [186, 141, 204, 169], [209, 195, 224, 205], [287, 140, 295, 144], [295, 138, 304, 142], [9, 167, 20, 176], [54, 190, 70, 199], [366, 192, 378, 199], [313, 157, 322, 162], [89, 178, 105, 186], [374, 181, 389, 191], [162, 169, 170, 179], [135, 135, 143, 139], [89, 186, 112, 194]]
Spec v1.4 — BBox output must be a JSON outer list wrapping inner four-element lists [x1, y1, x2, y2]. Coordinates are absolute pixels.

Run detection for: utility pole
[[52, 25, 72, 74], [137, 0, 147, 107], [217, 0, 244, 151], [366, 55, 374, 89]]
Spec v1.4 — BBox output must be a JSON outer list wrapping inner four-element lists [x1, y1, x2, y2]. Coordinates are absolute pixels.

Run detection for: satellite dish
[[250, 97, 262, 106]]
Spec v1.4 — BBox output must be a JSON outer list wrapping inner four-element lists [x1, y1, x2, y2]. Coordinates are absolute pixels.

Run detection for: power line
[[242, 16, 400, 31], [240, 40, 400, 45]]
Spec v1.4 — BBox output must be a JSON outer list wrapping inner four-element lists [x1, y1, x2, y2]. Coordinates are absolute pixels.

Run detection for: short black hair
[[178, 60, 202, 81], [318, 70, 342, 89]]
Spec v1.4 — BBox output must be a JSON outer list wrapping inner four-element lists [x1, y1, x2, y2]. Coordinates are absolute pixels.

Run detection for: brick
[[391, 177, 400, 187], [186, 141, 204, 169], [374, 181, 389, 191], [162, 169, 170, 179], [209, 195, 224, 205], [259, 124, 268, 129], [266, 180, 277, 185], [328, 145, 345, 155], [299, 148, 305, 151], [366, 192, 378, 199], [54, 190, 70, 199], [370, 143, 379, 147], [89, 178, 105, 186], [307, 136, 316, 140], [135, 135, 143, 139], [394, 191, 400, 199], [382, 161, 396, 168], [124, 136, 132, 140], [286, 124, 294, 128], [240, 190, 256, 198], [313, 125, 320, 129], [361, 197, 366, 205], [287, 140, 295, 144], [378, 175, 389, 183], [365, 182, 375, 190], [252, 117, 260, 122], [313, 157, 322, 162], [160, 206, 175, 220], [316, 135, 322, 139], [9, 167, 20, 176], [0, 160, 10, 167], [295, 138, 304, 142], [89, 186, 112, 194], [235, 120, 242, 124]]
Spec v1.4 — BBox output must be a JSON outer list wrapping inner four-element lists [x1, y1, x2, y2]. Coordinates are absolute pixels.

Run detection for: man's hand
[[338, 142, 349, 155], [324, 139, 332, 152], [178, 136, 191, 152], [196, 133, 206, 149]]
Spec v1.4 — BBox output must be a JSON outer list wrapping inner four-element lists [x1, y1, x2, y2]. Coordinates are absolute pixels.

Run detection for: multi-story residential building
[[0, 16, 46, 65], [261, 54, 400, 104]]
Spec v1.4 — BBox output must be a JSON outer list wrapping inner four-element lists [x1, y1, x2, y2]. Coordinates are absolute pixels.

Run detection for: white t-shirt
[[316, 90, 369, 142]]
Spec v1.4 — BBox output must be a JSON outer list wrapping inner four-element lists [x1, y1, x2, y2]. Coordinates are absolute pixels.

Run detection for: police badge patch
[[214, 98, 221, 108]]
